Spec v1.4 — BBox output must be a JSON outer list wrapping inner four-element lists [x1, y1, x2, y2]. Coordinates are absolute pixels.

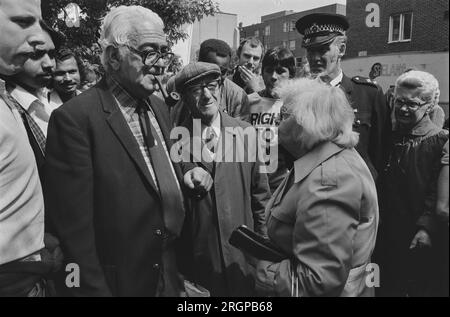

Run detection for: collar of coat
[[293, 141, 347, 184]]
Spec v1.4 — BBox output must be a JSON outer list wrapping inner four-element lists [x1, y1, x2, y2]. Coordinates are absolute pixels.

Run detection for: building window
[[265, 25, 271, 36], [290, 21, 296, 32], [282, 41, 288, 48], [255, 30, 259, 37], [389, 13, 413, 43], [289, 40, 296, 51], [283, 22, 288, 33]]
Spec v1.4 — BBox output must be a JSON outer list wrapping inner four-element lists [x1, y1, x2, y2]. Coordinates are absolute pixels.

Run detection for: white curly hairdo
[[99, 5, 164, 72], [276, 78, 359, 150], [395, 70, 440, 106]]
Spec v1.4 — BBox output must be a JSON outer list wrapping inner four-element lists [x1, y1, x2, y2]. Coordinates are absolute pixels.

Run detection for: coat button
[[153, 263, 160, 270]]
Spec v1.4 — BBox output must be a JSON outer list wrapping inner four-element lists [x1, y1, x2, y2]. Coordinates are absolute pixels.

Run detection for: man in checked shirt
[[44, 5, 213, 297]]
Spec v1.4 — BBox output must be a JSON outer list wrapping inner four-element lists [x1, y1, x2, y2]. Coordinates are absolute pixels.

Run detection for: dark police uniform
[[296, 13, 390, 179]]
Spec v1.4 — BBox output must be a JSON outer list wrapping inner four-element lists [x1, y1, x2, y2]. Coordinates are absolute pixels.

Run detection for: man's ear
[[338, 43, 347, 58], [106, 46, 122, 71]]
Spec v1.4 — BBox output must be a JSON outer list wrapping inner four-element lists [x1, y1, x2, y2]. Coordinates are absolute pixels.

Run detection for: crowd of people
[[0, 0, 448, 297]]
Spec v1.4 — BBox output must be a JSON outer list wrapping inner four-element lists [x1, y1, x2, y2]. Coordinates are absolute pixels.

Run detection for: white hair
[[99, 5, 164, 72], [276, 78, 359, 150], [395, 70, 440, 106]]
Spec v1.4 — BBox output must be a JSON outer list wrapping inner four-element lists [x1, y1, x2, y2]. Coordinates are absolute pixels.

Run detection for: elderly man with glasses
[[44, 6, 212, 297], [173, 62, 271, 297]]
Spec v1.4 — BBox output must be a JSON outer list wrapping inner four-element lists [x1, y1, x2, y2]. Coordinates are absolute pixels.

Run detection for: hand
[[409, 229, 432, 249], [184, 167, 213, 195], [255, 260, 276, 296], [44, 233, 64, 272], [239, 66, 260, 92]]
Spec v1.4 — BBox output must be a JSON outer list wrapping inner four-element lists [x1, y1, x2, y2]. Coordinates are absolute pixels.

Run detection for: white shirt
[[47, 89, 81, 109], [330, 70, 344, 87], [10, 85, 60, 137], [0, 79, 45, 265]]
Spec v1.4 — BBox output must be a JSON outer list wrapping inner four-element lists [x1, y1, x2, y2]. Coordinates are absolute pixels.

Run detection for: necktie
[[204, 126, 218, 153], [136, 101, 185, 236], [4, 92, 46, 156]]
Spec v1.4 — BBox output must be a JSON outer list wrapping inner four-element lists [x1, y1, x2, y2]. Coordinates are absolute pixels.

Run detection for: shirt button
[[155, 229, 162, 236], [153, 263, 160, 270]]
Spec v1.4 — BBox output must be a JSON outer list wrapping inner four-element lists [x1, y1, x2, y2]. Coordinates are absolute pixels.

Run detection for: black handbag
[[229, 225, 289, 262]]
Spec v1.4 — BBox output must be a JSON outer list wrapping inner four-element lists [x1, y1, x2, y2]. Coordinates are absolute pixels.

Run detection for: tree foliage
[[41, 0, 219, 64]]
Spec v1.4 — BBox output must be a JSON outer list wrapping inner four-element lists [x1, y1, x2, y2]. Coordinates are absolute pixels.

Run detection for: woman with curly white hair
[[379, 70, 449, 297], [255, 79, 379, 297]]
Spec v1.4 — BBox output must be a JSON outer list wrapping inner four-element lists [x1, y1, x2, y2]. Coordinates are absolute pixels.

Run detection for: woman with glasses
[[379, 70, 449, 297]]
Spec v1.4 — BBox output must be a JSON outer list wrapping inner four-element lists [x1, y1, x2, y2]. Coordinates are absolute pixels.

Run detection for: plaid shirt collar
[[106, 75, 140, 111], [0, 77, 5, 93]]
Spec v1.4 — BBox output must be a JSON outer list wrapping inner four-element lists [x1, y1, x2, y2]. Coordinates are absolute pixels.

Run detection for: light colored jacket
[[256, 141, 379, 297]]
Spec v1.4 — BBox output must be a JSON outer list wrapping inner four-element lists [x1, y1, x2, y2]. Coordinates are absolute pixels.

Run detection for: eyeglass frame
[[186, 79, 222, 97], [393, 98, 430, 111], [125, 44, 175, 68]]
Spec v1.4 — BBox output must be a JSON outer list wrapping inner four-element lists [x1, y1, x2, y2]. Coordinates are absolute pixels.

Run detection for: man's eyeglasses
[[188, 80, 221, 97], [394, 98, 429, 111], [126, 45, 175, 68]]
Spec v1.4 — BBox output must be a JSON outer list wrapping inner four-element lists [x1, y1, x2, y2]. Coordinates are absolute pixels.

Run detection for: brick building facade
[[239, 4, 346, 65], [346, 0, 449, 58], [342, 0, 449, 109]]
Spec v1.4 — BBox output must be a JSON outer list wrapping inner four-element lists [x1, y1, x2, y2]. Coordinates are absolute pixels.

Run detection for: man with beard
[[296, 13, 390, 180], [49, 48, 83, 105]]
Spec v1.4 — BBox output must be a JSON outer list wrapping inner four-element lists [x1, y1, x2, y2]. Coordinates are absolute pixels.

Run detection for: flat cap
[[296, 13, 349, 48], [175, 62, 221, 92]]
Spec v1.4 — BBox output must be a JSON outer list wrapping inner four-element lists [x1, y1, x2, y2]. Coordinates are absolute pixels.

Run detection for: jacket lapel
[[97, 80, 159, 194], [215, 112, 240, 166], [181, 115, 215, 176], [340, 74, 354, 106]]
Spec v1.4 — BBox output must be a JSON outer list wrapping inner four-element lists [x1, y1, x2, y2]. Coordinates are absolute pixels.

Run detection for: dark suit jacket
[[44, 79, 194, 297], [340, 74, 391, 180]]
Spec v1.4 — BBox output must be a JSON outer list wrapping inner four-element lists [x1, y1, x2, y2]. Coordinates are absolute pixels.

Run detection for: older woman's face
[[394, 87, 431, 129]]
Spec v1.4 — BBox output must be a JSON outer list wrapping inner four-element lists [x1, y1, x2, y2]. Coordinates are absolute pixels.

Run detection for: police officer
[[296, 13, 390, 179]]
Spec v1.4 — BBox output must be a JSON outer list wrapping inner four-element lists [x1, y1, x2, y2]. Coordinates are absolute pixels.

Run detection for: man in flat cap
[[296, 13, 390, 180], [44, 6, 212, 297], [174, 62, 271, 297]]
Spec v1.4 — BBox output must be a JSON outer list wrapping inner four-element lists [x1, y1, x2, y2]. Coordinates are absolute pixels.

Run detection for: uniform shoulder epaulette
[[351, 76, 378, 88]]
